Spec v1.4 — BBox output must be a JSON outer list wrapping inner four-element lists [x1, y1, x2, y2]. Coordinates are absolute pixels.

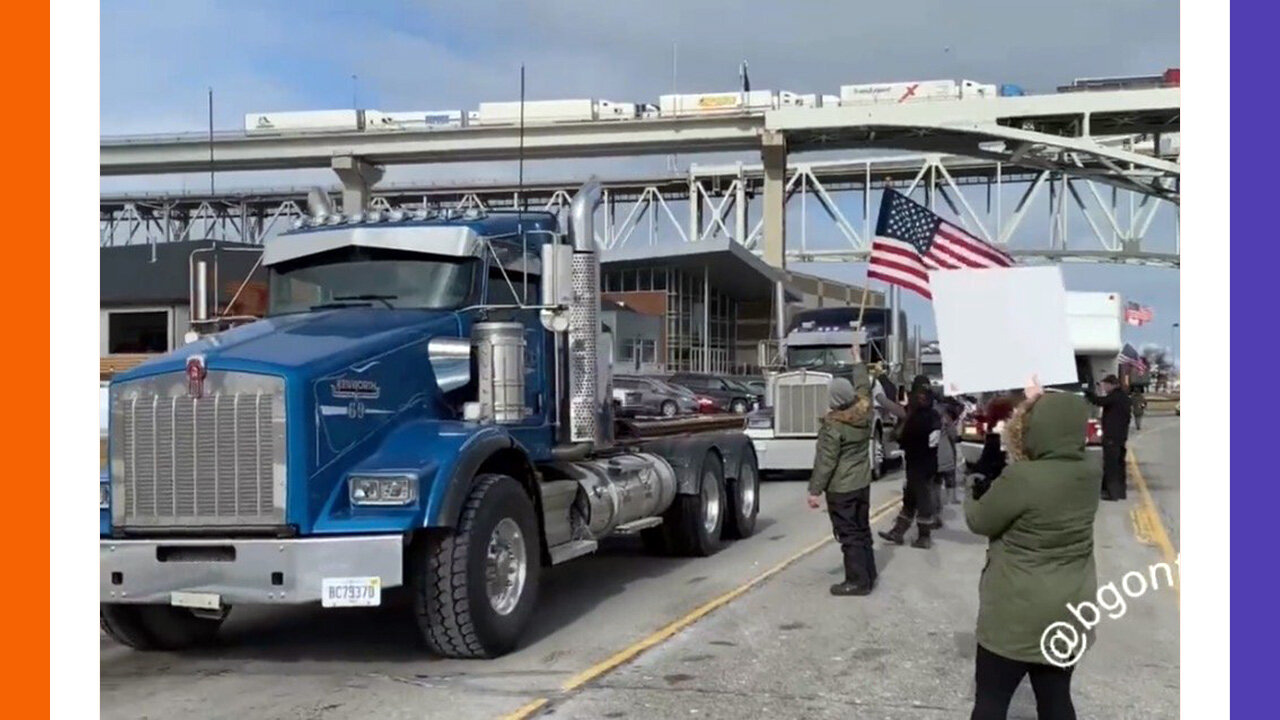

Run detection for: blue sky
[[100, 0, 1180, 357]]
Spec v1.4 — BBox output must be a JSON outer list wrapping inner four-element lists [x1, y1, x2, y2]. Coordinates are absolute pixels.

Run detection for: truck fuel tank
[[548, 453, 678, 539]]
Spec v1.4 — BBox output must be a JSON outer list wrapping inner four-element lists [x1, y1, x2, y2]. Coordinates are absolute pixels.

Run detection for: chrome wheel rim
[[485, 518, 528, 616], [662, 402, 677, 417], [701, 469, 723, 536], [738, 462, 757, 518]]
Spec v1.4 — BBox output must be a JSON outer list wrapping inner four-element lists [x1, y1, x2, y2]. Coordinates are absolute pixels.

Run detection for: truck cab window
[[267, 247, 479, 315], [485, 269, 529, 306]]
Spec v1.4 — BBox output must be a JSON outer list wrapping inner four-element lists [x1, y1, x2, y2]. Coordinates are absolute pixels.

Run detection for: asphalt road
[[542, 419, 1181, 720], [102, 419, 1179, 720]]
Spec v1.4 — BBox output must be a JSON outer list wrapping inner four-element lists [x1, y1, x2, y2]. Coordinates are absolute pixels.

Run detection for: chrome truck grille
[[773, 371, 833, 437], [109, 371, 287, 530]]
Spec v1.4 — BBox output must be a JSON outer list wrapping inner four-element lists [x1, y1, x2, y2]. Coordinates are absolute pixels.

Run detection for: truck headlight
[[349, 474, 418, 506], [100, 483, 110, 510]]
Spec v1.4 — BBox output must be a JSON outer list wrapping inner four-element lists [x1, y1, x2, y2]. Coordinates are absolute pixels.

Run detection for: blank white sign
[[929, 266, 1078, 395]]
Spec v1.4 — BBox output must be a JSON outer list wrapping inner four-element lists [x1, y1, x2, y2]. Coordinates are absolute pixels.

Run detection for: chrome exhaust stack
[[564, 178, 611, 451]]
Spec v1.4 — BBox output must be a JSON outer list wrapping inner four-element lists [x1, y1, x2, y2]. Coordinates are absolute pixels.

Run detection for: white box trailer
[[474, 99, 634, 125], [1066, 291, 1124, 383], [366, 110, 465, 130], [658, 90, 774, 116], [960, 79, 999, 98], [839, 80, 959, 105], [244, 109, 363, 134], [777, 91, 818, 108]]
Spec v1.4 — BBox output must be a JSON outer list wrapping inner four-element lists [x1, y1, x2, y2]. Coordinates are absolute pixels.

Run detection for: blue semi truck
[[100, 181, 760, 658]]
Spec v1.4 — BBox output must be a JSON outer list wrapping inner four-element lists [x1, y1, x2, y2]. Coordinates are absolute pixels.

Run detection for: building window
[[107, 310, 170, 354], [640, 339, 657, 364]]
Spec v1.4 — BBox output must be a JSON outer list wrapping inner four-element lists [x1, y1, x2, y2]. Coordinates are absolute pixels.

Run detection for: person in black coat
[[878, 375, 942, 549], [1086, 374, 1132, 501]]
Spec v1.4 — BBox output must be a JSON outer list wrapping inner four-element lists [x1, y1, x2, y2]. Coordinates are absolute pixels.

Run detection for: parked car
[[611, 385, 645, 417], [668, 373, 761, 414], [736, 375, 767, 396], [614, 375, 699, 417]]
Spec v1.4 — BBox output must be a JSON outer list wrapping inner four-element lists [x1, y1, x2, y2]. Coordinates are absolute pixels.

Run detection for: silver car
[[614, 375, 699, 418]]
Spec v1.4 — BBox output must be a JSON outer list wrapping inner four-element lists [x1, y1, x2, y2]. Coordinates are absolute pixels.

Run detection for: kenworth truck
[[100, 181, 761, 658], [745, 306, 907, 477]]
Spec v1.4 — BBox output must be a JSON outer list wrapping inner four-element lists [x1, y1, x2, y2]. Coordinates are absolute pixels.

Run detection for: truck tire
[[411, 474, 541, 659], [724, 449, 760, 540], [100, 604, 225, 651], [665, 452, 726, 557], [870, 427, 884, 481]]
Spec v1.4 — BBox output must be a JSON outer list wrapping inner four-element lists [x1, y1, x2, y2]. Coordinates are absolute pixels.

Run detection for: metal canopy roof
[[601, 239, 801, 303]]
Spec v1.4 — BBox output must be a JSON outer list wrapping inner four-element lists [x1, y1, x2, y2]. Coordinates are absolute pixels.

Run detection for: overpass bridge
[[100, 88, 1179, 267]]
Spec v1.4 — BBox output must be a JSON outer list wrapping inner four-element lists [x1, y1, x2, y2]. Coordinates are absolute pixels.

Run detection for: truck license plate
[[171, 591, 222, 610], [321, 577, 381, 608]]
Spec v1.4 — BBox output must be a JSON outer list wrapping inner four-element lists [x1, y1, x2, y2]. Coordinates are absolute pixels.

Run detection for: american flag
[[867, 189, 1015, 299], [1124, 302, 1154, 326], [1119, 354, 1148, 374]]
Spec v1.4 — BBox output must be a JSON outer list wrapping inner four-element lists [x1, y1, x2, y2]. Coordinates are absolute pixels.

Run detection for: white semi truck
[[746, 306, 908, 478]]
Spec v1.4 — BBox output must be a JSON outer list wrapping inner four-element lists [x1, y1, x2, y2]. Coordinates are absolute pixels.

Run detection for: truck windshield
[[267, 250, 478, 315], [787, 346, 853, 368]]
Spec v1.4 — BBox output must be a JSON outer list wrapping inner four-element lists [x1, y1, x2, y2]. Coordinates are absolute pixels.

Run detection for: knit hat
[[829, 377, 856, 410]]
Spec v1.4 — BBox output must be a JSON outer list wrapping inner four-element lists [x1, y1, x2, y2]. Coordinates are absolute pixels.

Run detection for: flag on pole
[[1124, 301, 1154, 326], [1119, 353, 1148, 374], [867, 188, 1015, 299]]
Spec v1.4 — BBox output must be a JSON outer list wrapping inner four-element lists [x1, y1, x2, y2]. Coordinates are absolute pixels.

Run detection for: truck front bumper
[[101, 534, 405, 605], [746, 430, 816, 471]]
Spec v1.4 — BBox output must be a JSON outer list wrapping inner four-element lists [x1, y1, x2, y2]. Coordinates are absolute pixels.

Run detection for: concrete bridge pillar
[[331, 155, 384, 213]]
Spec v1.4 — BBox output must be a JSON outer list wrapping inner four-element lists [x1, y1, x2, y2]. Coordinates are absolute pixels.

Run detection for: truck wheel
[[666, 452, 726, 557], [100, 604, 225, 650], [661, 400, 678, 417], [724, 449, 760, 540], [411, 474, 541, 659], [870, 428, 884, 481]]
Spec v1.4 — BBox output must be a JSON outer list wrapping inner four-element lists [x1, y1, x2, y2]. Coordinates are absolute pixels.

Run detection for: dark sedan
[[667, 373, 761, 414], [614, 375, 700, 417]]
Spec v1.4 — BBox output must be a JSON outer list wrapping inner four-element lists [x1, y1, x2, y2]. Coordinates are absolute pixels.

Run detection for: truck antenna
[[207, 87, 215, 197], [518, 63, 528, 303]]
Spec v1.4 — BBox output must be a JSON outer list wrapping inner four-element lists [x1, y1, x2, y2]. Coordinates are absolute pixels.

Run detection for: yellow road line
[[500, 495, 905, 719], [499, 698, 549, 720], [1128, 449, 1179, 601], [558, 495, 903, 693]]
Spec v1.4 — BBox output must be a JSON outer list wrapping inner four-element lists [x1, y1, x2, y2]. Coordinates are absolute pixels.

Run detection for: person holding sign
[[965, 377, 1097, 720]]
